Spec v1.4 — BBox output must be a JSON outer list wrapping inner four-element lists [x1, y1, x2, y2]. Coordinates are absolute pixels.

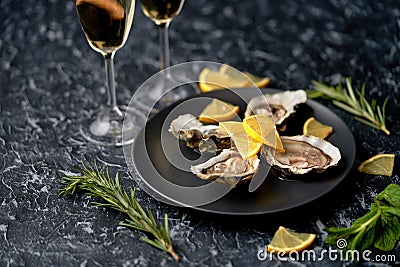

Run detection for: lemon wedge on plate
[[243, 114, 284, 152], [303, 117, 333, 139], [219, 121, 262, 160], [267, 226, 316, 254], [198, 99, 240, 123], [357, 154, 395, 176]]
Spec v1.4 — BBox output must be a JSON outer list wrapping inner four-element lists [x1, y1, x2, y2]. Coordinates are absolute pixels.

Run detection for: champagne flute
[[139, 0, 189, 108], [76, 0, 136, 146]]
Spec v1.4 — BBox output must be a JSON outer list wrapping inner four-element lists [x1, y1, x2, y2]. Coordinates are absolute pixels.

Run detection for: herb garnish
[[307, 78, 390, 135], [60, 163, 179, 261], [324, 184, 400, 252]]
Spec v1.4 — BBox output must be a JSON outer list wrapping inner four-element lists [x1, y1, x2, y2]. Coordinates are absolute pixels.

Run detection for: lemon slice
[[267, 226, 316, 254], [219, 64, 270, 88], [303, 117, 333, 139], [198, 99, 240, 123], [243, 71, 270, 88], [218, 64, 247, 80], [219, 121, 262, 160], [243, 114, 284, 152], [198, 65, 270, 93], [357, 154, 395, 176], [198, 68, 250, 93]]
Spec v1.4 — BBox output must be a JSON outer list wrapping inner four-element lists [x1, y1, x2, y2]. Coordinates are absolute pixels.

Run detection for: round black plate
[[132, 89, 356, 215]]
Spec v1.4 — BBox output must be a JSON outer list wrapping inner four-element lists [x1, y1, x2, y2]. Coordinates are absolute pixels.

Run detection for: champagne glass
[[76, 0, 136, 146], [139, 0, 189, 109]]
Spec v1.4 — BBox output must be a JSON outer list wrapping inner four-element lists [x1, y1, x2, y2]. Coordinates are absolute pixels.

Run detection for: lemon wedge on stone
[[357, 154, 395, 176], [219, 64, 270, 88], [198, 65, 270, 93], [198, 68, 249, 92], [267, 226, 316, 254]]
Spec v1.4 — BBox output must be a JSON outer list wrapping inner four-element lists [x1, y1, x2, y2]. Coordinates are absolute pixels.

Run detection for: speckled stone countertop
[[1, 0, 399, 266]]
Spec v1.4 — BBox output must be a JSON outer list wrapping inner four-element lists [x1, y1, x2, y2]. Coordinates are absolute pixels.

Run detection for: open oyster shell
[[244, 90, 307, 128], [169, 114, 230, 153], [262, 135, 341, 175], [190, 148, 260, 187]]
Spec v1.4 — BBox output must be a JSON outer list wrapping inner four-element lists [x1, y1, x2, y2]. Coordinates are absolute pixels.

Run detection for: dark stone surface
[[0, 0, 399, 266]]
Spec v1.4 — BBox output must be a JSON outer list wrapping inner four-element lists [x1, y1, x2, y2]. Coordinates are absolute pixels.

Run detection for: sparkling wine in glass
[[140, 0, 192, 109], [76, 0, 137, 146]]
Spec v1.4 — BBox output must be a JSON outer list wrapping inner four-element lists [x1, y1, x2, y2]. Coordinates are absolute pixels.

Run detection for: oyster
[[244, 90, 307, 128], [190, 148, 260, 186], [169, 114, 230, 153], [262, 135, 341, 175]]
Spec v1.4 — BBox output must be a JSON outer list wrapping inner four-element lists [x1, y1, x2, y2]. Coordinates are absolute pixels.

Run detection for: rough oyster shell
[[262, 135, 341, 175], [190, 148, 260, 186], [169, 114, 230, 153], [244, 90, 307, 127]]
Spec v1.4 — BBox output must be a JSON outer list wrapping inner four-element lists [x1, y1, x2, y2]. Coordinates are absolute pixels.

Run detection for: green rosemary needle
[[308, 77, 390, 135], [60, 162, 179, 262]]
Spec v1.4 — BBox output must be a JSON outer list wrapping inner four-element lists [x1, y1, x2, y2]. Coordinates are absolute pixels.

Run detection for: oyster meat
[[244, 90, 307, 127], [169, 114, 230, 153], [262, 135, 341, 175], [190, 148, 260, 187]]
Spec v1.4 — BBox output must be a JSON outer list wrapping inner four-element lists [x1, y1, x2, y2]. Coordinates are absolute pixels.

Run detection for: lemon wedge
[[198, 99, 240, 123], [219, 121, 262, 160], [198, 65, 270, 93], [303, 117, 333, 139], [357, 154, 395, 176], [243, 71, 270, 88], [198, 68, 249, 93], [267, 226, 316, 254], [219, 64, 270, 88], [243, 114, 284, 152]]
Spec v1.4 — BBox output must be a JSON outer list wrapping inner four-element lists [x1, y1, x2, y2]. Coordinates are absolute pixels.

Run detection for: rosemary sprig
[[309, 78, 390, 135], [59, 162, 179, 262]]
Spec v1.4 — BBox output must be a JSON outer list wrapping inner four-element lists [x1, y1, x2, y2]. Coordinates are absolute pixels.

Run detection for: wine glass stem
[[104, 53, 123, 116], [159, 22, 171, 74]]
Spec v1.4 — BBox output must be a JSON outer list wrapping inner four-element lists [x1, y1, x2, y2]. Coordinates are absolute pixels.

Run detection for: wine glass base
[[80, 105, 145, 147]]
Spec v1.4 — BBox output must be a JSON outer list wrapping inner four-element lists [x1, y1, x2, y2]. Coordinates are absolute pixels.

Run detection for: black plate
[[132, 89, 356, 215]]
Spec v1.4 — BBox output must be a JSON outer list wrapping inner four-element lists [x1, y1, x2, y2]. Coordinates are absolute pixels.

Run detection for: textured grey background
[[0, 0, 399, 266]]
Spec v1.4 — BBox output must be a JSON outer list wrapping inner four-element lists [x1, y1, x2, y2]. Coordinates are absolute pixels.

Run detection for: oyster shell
[[262, 135, 341, 175], [169, 114, 230, 153], [190, 148, 260, 186], [244, 90, 307, 127]]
